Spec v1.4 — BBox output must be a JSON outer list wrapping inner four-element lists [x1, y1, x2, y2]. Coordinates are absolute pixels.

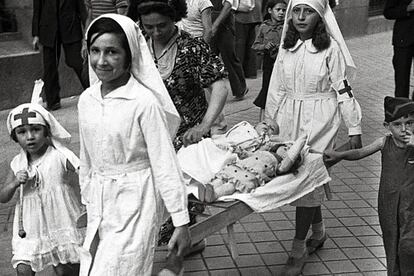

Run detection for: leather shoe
[[234, 88, 249, 101], [306, 234, 327, 255]]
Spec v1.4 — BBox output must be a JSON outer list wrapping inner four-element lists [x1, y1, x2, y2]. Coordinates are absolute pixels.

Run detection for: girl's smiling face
[[90, 32, 129, 86], [291, 4, 321, 40]]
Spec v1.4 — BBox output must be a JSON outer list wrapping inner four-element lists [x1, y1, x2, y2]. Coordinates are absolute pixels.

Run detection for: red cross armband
[[338, 80, 353, 98]]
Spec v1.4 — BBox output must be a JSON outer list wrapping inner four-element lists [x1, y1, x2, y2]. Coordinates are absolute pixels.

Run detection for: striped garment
[[85, 0, 128, 20]]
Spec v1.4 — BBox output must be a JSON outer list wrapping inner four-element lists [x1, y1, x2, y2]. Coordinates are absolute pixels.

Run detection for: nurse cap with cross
[[9, 106, 47, 131]]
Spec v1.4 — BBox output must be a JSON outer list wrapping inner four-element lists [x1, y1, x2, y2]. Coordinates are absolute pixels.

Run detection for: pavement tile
[[206, 235, 225, 246], [324, 218, 344, 227], [339, 217, 368, 227], [368, 246, 386, 258], [254, 241, 285, 253], [239, 213, 263, 223], [240, 266, 271, 276], [236, 243, 258, 255], [326, 227, 353, 237], [342, 247, 375, 259], [352, 258, 386, 271], [358, 235, 384, 247], [332, 237, 364, 248], [347, 226, 378, 236], [273, 230, 293, 241], [209, 269, 239, 276], [337, 192, 362, 200], [248, 231, 276, 242], [261, 252, 289, 266], [204, 256, 236, 270], [184, 259, 207, 272], [267, 220, 294, 231], [316, 248, 348, 261], [323, 200, 348, 209], [202, 245, 230, 258], [345, 200, 370, 208], [325, 260, 359, 274], [302, 262, 330, 275], [261, 212, 287, 221], [352, 207, 378, 216], [242, 222, 271, 232], [234, 255, 264, 267], [363, 271, 387, 276], [330, 208, 358, 217]]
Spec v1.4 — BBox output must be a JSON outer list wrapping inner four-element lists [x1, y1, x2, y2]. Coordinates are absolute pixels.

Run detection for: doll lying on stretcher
[[196, 122, 308, 203]]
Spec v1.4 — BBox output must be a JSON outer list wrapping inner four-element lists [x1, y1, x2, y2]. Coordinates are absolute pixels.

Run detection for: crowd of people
[[1, 0, 414, 275]]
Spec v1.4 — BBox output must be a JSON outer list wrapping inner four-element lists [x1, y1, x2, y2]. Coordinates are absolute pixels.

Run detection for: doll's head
[[255, 119, 280, 136]]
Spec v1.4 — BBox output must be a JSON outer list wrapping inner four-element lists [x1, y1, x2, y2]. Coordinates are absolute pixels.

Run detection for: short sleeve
[[199, 0, 213, 12], [223, 0, 239, 10], [193, 39, 227, 88]]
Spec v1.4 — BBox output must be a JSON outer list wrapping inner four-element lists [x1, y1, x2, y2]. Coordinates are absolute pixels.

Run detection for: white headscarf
[[7, 101, 80, 170], [86, 14, 181, 138], [281, 0, 355, 77]]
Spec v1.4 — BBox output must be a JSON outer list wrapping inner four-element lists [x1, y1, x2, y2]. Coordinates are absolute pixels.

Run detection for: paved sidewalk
[[0, 31, 413, 275]]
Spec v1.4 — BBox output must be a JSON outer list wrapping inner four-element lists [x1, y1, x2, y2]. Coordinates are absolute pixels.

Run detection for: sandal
[[306, 234, 327, 255]]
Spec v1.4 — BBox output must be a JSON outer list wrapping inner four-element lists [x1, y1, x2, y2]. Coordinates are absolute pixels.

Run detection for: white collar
[[91, 75, 138, 101], [288, 39, 318, 53]]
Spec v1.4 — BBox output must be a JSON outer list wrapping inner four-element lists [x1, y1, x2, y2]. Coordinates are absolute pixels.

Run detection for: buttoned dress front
[[78, 76, 189, 276], [266, 38, 362, 206]]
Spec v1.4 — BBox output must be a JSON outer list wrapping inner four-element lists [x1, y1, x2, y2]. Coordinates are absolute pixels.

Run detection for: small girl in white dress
[[0, 103, 84, 276]]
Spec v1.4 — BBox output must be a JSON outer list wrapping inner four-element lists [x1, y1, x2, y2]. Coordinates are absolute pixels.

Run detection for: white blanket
[[177, 133, 331, 212]]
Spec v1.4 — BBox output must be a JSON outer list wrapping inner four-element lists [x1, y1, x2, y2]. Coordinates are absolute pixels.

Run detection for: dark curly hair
[[127, 0, 187, 22], [283, 19, 331, 51]]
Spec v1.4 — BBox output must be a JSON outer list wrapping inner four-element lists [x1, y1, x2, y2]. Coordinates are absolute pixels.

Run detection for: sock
[[291, 238, 306, 259], [309, 221, 325, 240]]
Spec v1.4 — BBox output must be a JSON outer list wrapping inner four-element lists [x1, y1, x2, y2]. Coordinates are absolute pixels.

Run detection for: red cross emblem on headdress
[[14, 108, 37, 125]]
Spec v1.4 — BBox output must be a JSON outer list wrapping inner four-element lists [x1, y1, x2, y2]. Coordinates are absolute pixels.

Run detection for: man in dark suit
[[32, 0, 89, 110], [384, 0, 414, 99]]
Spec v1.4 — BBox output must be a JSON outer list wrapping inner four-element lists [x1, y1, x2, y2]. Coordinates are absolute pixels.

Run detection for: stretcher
[[188, 198, 253, 259]]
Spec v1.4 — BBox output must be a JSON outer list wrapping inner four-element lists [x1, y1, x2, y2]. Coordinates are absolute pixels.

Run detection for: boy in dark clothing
[[324, 96, 414, 275]]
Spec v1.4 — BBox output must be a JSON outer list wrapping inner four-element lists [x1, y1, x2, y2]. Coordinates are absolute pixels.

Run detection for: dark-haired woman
[[132, 0, 228, 150], [264, 0, 362, 274], [78, 14, 190, 275]]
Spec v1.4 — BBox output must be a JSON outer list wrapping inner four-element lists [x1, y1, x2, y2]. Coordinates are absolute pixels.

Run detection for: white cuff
[[348, 126, 362, 136], [171, 209, 190, 227]]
